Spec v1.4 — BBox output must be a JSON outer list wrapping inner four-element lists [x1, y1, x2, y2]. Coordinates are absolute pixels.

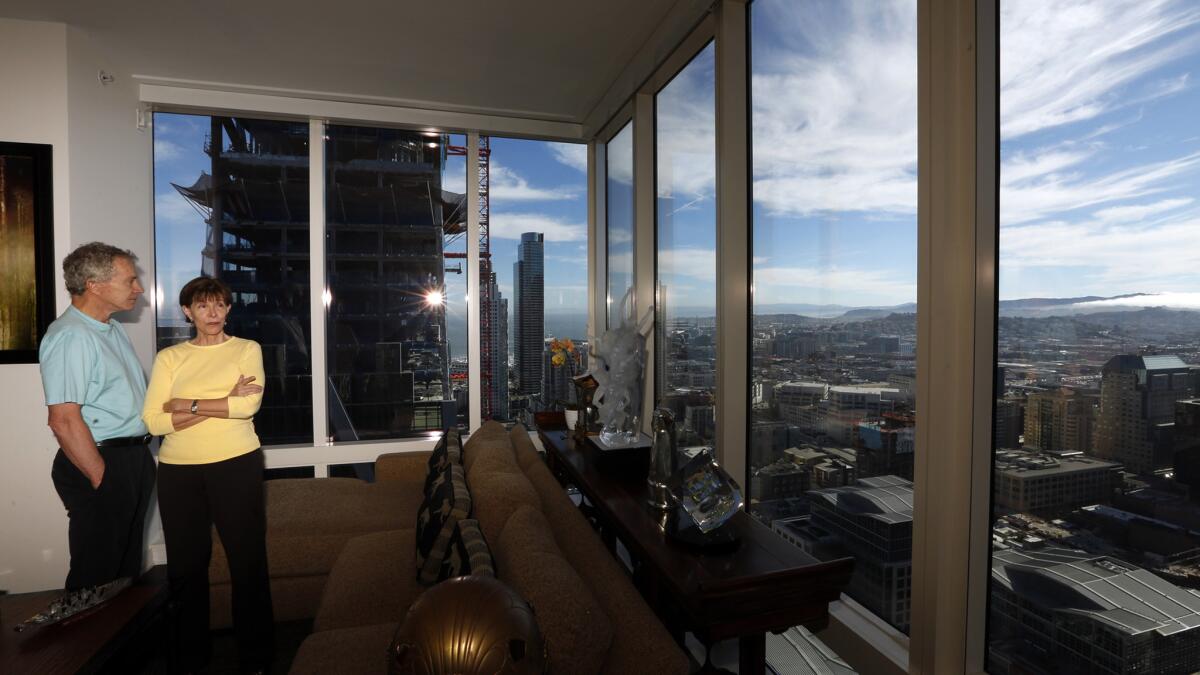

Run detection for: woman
[[143, 276, 273, 674]]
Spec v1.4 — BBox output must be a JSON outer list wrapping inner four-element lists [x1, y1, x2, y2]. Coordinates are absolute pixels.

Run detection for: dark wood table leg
[[739, 632, 766, 675]]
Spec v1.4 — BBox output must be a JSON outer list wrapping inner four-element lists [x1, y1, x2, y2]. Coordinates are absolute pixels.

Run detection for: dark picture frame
[[0, 142, 55, 364]]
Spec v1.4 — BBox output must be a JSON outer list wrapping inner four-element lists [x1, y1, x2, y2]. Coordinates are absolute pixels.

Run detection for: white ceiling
[[0, 0, 692, 124]]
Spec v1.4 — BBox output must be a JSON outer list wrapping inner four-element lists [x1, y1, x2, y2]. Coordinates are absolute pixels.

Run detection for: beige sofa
[[209, 422, 689, 674]]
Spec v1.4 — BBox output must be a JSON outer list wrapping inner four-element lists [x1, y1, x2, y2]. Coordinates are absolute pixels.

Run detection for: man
[[39, 242, 155, 590]]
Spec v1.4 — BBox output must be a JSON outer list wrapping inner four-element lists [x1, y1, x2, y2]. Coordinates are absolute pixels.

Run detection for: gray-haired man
[[39, 242, 155, 590]]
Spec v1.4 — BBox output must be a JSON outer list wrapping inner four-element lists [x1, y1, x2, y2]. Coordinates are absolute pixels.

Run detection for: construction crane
[[445, 137, 497, 419]]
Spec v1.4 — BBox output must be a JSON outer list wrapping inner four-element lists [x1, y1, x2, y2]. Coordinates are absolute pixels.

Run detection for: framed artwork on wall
[[0, 142, 55, 364]]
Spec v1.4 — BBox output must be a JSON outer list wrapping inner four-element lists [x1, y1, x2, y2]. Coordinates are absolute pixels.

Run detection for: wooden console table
[[537, 429, 853, 675], [0, 566, 171, 674]]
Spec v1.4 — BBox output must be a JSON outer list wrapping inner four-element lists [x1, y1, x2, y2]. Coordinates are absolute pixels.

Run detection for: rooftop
[[993, 547, 1200, 637], [811, 475, 913, 525]]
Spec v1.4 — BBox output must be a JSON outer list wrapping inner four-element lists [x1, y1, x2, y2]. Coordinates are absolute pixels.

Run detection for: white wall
[[0, 18, 155, 593]]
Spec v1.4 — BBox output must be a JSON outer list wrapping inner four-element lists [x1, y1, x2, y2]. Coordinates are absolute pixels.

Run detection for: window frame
[[144, 95, 588, 476]]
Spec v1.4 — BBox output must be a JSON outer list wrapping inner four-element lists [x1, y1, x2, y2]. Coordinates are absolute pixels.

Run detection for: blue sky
[[749, 0, 918, 310], [998, 0, 1200, 306], [153, 0, 1200, 331]]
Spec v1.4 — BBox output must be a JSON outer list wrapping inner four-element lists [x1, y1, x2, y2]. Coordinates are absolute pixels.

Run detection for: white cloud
[[658, 247, 716, 279], [490, 212, 585, 242], [606, 124, 634, 185], [750, 2, 918, 217], [1093, 197, 1193, 223], [154, 191, 203, 225], [550, 144, 587, 173], [1000, 148, 1200, 224], [490, 163, 577, 202], [754, 265, 916, 305], [1076, 292, 1200, 310], [154, 139, 184, 161], [1000, 0, 1200, 138], [1000, 211, 1200, 292], [657, 53, 717, 200], [442, 164, 466, 194]]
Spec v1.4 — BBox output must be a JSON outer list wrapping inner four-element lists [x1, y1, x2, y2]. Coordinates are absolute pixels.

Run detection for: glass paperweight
[[668, 448, 744, 534]]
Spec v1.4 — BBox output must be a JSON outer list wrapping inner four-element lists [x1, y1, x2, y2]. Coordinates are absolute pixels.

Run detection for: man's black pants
[[51, 444, 156, 590], [158, 448, 274, 672]]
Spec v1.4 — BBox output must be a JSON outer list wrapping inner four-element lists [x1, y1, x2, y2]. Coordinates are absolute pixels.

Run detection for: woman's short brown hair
[[178, 276, 233, 323]]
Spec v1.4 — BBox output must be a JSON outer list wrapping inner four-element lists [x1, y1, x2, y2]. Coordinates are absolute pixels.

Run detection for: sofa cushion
[[210, 480, 422, 585], [415, 463, 472, 586], [509, 424, 543, 471], [468, 470, 542, 545], [494, 506, 612, 675], [438, 518, 495, 582], [423, 428, 463, 495], [522, 459, 691, 675], [290, 621, 398, 675], [314, 529, 421, 633], [462, 420, 509, 475]]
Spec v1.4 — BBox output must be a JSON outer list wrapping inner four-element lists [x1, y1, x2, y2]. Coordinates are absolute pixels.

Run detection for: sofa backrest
[[508, 425, 691, 675]]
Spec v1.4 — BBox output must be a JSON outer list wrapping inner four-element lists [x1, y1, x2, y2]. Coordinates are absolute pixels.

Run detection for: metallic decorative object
[[647, 408, 678, 511], [590, 288, 653, 448], [390, 575, 546, 675], [668, 448, 744, 534], [13, 577, 131, 632], [571, 373, 598, 443]]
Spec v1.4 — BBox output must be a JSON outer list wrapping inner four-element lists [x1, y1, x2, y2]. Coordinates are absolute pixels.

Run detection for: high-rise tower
[[513, 232, 544, 397], [1094, 354, 1191, 474]]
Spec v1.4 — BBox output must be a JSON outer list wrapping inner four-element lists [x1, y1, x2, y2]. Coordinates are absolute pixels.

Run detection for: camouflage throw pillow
[[438, 518, 496, 582], [415, 463, 472, 586], [423, 428, 463, 495]]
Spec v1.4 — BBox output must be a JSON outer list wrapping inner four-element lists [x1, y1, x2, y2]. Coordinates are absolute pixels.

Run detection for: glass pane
[[153, 113, 313, 445], [606, 122, 634, 330], [485, 137, 588, 423], [325, 126, 463, 439], [748, 0, 918, 637], [990, 3, 1200, 673], [656, 42, 717, 448]]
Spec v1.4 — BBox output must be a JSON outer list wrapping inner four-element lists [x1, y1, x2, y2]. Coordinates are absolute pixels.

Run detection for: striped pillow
[[423, 428, 463, 495], [415, 463, 472, 586], [438, 518, 496, 581]]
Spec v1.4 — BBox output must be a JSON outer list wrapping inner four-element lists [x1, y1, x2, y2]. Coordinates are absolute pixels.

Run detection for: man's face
[[90, 257, 144, 313]]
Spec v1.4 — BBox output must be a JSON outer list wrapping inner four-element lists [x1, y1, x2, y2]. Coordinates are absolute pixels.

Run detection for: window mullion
[[714, 0, 750, 489], [309, 118, 329, 454], [467, 133, 482, 431]]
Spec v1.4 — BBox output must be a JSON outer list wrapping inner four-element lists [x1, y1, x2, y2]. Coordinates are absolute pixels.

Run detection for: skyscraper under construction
[[170, 118, 462, 443]]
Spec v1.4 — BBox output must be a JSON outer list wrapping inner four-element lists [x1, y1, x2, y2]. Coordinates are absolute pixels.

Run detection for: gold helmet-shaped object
[[390, 575, 546, 675]]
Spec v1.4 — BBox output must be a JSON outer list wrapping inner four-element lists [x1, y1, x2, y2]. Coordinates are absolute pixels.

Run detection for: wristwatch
[[190, 399, 199, 414]]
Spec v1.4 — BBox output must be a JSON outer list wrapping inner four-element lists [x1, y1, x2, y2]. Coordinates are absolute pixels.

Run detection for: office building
[[808, 476, 913, 633], [1024, 387, 1095, 455], [994, 397, 1023, 450], [990, 546, 1200, 675], [483, 271, 509, 420], [856, 415, 915, 480], [992, 449, 1121, 515], [1094, 355, 1192, 475], [513, 232, 544, 397]]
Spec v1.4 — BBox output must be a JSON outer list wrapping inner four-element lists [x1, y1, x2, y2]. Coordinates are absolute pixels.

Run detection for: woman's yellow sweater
[[142, 337, 265, 465]]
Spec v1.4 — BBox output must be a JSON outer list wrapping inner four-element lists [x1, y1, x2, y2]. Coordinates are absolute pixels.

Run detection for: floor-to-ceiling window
[[748, 0, 919, 636], [988, 2, 1200, 673], [656, 41, 717, 449], [482, 137, 588, 424], [324, 127, 467, 440], [153, 113, 313, 446], [606, 122, 635, 331]]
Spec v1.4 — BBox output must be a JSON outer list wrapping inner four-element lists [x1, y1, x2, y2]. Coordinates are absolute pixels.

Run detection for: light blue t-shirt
[[39, 305, 148, 441]]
